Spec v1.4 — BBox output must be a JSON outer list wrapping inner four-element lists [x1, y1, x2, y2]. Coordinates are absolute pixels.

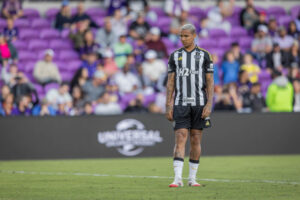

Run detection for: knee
[[190, 135, 201, 146]]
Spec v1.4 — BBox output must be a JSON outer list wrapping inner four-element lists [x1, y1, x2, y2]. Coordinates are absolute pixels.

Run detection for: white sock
[[188, 160, 199, 181], [173, 159, 184, 181]]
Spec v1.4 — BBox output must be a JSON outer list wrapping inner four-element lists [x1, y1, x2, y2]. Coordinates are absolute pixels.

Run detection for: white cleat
[[169, 180, 184, 187], [188, 179, 202, 187]]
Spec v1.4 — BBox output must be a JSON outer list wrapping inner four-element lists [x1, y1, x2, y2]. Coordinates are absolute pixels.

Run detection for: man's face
[[44, 54, 53, 62], [180, 29, 195, 48], [279, 29, 286, 37]]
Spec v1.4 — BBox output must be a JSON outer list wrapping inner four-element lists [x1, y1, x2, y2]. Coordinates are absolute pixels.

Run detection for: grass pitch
[[0, 155, 300, 200]]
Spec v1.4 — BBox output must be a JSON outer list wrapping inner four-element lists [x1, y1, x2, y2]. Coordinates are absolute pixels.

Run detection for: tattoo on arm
[[166, 72, 175, 111], [205, 73, 214, 106]]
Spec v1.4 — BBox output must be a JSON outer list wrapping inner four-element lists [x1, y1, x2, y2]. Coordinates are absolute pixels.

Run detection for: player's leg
[[169, 128, 189, 187], [188, 129, 203, 186]]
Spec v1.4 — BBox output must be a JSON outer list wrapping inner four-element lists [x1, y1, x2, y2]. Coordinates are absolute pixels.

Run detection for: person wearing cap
[[0, 34, 17, 65], [33, 49, 61, 86], [54, 0, 72, 31], [273, 26, 295, 51], [113, 35, 133, 68], [146, 27, 168, 59], [82, 70, 107, 103], [251, 24, 273, 65], [253, 11, 268, 34], [129, 12, 150, 39], [142, 50, 166, 86]]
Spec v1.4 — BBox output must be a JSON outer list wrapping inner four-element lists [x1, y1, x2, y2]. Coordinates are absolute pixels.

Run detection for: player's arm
[[202, 52, 214, 118], [165, 53, 176, 121]]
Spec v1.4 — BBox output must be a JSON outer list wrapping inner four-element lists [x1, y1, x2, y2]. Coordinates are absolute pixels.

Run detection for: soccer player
[[165, 24, 214, 187]]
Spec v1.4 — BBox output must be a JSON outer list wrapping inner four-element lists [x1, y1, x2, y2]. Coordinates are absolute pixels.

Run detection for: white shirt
[[113, 71, 140, 93], [142, 59, 167, 82], [46, 89, 72, 108]]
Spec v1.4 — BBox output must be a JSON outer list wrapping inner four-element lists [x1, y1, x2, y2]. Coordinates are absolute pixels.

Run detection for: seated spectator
[[268, 17, 278, 37], [69, 20, 90, 51], [251, 25, 273, 65], [81, 101, 94, 115], [240, 2, 259, 30], [165, 0, 190, 17], [33, 49, 61, 86], [79, 31, 100, 60], [214, 85, 242, 111], [129, 13, 150, 40], [12, 95, 32, 116], [0, 93, 15, 116], [1, 63, 18, 87], [145, 27, 168, 59], [70, 67, 89, 92], [240, 0, 258, 27], [212, 54, 220, 86], [124, 93, 148, 113], [248, 82, 265, 112], [96, 19, 118, 52], [169, 11, 191, 45], [0, 34, 18, 65], [237, 70, 251, 98], [104, 0, 127, 16], [80, 52, 98, 78], [82, 70, 107, 103], [72, 2, 98, 28], [112, 63, 140, 94], [253, 11, 268, 34], [266, 70, 294, 112], [0, 85, 10, 102], [142, 50, 167, 86], [240, 53, 260, 83], [293, 79, 300, 112], [71, 85, 85, 113], [287, 21, 299, 39], [273, 26, 295, 51], [11, 72, 37, 104], [266, 43, 289, 73], [3, 18, 18, 42], [32, 98, 56, 116], [221, 51, 240, 85], [133, 37, 147, 63], [1, 0, 23, 20], [224, 42, 243, 64], [102, 49, 118, 77], [46, 82, 72, 110], [286, 41, 300, 68], [94, 91, 122, 115], [111, 9, 130, 38], [56, 99, 72, 116], [55, 1, 72, 31], [113, 35, 133, 68]]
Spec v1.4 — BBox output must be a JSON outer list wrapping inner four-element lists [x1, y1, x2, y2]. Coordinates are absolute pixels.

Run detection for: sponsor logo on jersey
[[178, 56, 182, 61], [183, 97, 195, 103]]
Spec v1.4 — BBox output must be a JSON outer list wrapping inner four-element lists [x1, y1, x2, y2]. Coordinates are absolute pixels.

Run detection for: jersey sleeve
[[204, 51, 214, 73], [168, 52, 176, 73]]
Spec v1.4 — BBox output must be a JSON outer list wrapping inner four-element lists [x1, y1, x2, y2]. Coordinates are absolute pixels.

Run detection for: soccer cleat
[[188, 179, 202, 187], [169, 180, 183, 187]]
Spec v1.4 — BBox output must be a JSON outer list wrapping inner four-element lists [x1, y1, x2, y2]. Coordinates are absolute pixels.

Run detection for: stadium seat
[[208, 28, 227, 38], [278, 15, 293, 27], [156, 17, 172, 34], [189, 7, 204, 19], [0, 19, 6, 30], [267, 6, 287, 17], [217, 37, 233, 49], [255, 6, 267, 13], [143, 93, 157, 107], [67, 60, 82, 72], [49, 39, 73, 50], [290, 5, 300, 19], [24, 62, 36, 73], [150, 7, 165, 17], [44, 83, 60, 93], [28, 39, 48, 51], [60, 71, 73, 82], [238, 36, 252, 49], [86, 7, 107, 18], [19, 29, 39, 40], [23, 8, 40, 19], [12, 40, 28, 51], [14, 18, 30, 28], [92, 16, 105, 27], [40, 29, 60, 39], [18, 51, 37, 62], [45, 8, 59, 21], [31, 18, 51, 29], [59, 50, 79, 61], [199, 39, 217, 49], [230, 27, 248, 38]]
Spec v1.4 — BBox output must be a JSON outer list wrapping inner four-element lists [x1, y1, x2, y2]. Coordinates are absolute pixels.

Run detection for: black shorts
[[173, 105, 209, 130]]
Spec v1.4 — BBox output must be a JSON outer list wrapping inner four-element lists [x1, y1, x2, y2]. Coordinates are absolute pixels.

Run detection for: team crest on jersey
[[194, 53, 201, 61]]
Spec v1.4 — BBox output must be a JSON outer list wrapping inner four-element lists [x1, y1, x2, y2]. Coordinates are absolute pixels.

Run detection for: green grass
[[0, 155, 300, 200]]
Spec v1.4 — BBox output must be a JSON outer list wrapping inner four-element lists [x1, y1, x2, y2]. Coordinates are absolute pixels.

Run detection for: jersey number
[[178, 68, 189, 77]]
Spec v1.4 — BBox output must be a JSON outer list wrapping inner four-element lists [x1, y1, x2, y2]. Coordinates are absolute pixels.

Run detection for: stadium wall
[[0, 113, 300, 160]]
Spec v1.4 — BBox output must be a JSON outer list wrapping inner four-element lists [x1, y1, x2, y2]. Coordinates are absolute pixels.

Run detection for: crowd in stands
[[0, 0, 300, 116]]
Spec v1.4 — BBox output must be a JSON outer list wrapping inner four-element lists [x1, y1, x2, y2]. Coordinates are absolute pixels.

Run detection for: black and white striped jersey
[[168, 46, 213, 106]]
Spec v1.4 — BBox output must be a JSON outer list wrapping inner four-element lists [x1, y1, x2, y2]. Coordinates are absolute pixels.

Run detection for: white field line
[[1, 170, 300, 185]]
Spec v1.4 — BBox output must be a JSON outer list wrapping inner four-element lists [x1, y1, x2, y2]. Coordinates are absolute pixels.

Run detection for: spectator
[[169, 11, 190, 45], [112, 63, 140, 94], [287, 21, 299, 39], [0, 85, 10, 102], [0, 34, 18, 65], [251, 25, 273, 65], [113, 35, 133, 68], [80, 52, 98, 78], [3, 18, 18, 42], [33, 49, 61, 85], [129, 13, 150, 39], [96, 19, 118, 51], [1, 63, 18, 87], [0, 93, 15, 116], [212, 54, 220, 86], [224, 42, 243, 64], [54, 1, 72, 31], [111, 9, 130, 38], [1, 0, 23, 20], [165, 0, 190, 17], [12, 95, 32, 116], [240, 53, 260, 83], [248, 82, 265, 112], [70, 67, 89, 92], [237, 70, 251, 97], [127, 0, 151, 18], [69, 20, 90, 51], [133, 37, 147, 63], [273, 26, 295, 51], [104, 0, 127, 16], [142, 50, 167, 86], [214, 85, 242, 111], [268, 17, 278, 37], [124, 93, 148, 113], [253, 11, 268, 34], [287, 41, 300, 68], [79, 31, 100, 60], [221, 51, 240, 85], [240, 2, 259, 30], [266, 70, 294, 112], [295, 11, 300, 32], [82, 70, 107, 103], [11, 72, 37, 104], [146, 27, 168, 59], [94, 91, 122, 115], [32, 98, 56, 116], [240, 0, 258, 27], [46, 82, 72, 110], [71, 85, 85, 113], [293, 79, 300, 112], [102, 49, 118, 77], [72, 2, 98, 28], [266, 43, 289, 73], [82, 101, 93, 115]]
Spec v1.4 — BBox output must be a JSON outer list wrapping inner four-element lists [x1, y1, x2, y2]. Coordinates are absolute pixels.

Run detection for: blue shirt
[[213, 64, 220, 85], [81, 61, 98, 78], [222, 61, 240, 84]]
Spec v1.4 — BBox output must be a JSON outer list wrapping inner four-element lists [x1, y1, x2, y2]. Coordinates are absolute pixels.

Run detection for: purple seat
[[258, 69, 271, 81], [12, 40, 28, 50], [255, 6, 267, 14], [45, 83, 60, 93], [86, 7, 107, 17], [267, 6, 286, 17], [33, 83, 44, 94], [199, 39, 217, 49], [59, 50, 79, 61], [230, 27, 248, 38], [92, 16, 105, 27], [162, 37, 175, 48], [238, 36, 252, 49], [60, 72, 73, 82], [24, 62, 36, 73], [143, 93, 157, 107], [19, 29, 39, 40], [210, 48, 225, 58], [49, 39, 73, 50], [278, 16, 293, 27], [150, 7, 165, 16], [18, 51, 37, 62], [28, 39, 48, 51], [217, 37, 232, 49], [60, 29, 70, 39], [45, 8, 59, 21], [0, 19, 6, 29], [23, 8, 40, 19], [156, 17, 172, 34], [67, 60, 82, 72], [208, 28, 227, 38], [54, 61, 67, 72], [227, 18, 240, 27], [31, 19, 51, 29], [14, 18, 30, 28], [189, 7, 204, 18], [120, 93, 136, 107], [291, 5, 300, 19], [40, 29, 60, 39]]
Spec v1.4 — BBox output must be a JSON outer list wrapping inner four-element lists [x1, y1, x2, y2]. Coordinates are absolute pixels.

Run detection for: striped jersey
[[168, 46, 213, 106]]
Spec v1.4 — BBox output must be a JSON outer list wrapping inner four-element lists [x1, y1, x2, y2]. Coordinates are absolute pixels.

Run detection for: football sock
[[173, 157, 184, 181], [188, 159, 199, 180]]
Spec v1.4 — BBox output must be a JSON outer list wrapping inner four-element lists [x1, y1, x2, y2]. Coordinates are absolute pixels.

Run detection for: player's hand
[[165, 105, 173, 121], [202, 104, 212, 119]]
